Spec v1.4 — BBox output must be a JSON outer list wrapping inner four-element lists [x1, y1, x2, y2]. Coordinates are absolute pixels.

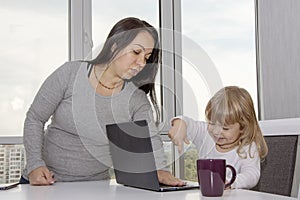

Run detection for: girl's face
[[207, 122, 243, 146], [109, 31, 155, 80]]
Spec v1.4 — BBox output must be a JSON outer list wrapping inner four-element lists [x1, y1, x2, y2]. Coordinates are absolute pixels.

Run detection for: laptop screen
[[106, 120, 161, 191]]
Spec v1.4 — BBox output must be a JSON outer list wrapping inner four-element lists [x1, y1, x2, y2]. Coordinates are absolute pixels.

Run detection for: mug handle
[[225, 165, 237, 188]]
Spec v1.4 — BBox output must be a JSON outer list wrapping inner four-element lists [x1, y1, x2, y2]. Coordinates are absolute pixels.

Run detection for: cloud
[[11, 97, 24, 111]]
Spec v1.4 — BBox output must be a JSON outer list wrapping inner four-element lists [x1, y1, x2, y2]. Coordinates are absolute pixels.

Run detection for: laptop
[[106, 120, 199, 192]]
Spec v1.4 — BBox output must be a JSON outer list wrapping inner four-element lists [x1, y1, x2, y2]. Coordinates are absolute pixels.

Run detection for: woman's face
[[207, 122, 243, 146], [109, 31, 155, 80]]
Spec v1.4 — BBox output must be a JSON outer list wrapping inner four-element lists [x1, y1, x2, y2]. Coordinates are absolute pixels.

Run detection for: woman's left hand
[[157, 170, 186, 186]]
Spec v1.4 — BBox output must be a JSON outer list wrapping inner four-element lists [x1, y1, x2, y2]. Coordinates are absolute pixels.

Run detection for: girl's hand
[[28, 166, 55, 186], [168, 119, 190, 153]]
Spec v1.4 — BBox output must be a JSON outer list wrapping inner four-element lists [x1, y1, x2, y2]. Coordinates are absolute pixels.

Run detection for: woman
[[21, 17, 184, 186]]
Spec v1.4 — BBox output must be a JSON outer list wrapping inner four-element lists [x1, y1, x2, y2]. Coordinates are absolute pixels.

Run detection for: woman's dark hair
[[89, 17, 160, 123]]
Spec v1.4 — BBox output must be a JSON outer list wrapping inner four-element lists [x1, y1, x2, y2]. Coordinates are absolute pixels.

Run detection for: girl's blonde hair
[[205, 86, 268, 159]]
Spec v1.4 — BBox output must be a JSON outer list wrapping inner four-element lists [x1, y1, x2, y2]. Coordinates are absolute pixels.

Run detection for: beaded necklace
[[93, 65, 123, 90]]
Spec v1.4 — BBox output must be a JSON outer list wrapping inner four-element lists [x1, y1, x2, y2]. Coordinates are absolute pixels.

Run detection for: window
[[1, 0, 258, 183], [91, 0, 159, 58], [181, 0, 257, 180], [181, 0, 257, 120], [0, 0, 67, 184], [0, 0, 68, 137], [91, 1, 161, 117], [91, 0, 172, 175]]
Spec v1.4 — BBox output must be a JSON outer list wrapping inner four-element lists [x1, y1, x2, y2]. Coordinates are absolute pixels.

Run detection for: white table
[[0, 180, 297, 200]]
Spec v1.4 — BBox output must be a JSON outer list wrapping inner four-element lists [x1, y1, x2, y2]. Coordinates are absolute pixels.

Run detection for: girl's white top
[[173, 116, 261, 189]]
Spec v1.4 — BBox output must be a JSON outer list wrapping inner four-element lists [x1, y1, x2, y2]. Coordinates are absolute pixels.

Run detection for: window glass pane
[[163, 141, 174, 175], [0, 1, 68, 136], [91, 0, 161, 121], [91, 1, 159, 58], [91, 1, 167, 175], [183, 144, 198, 182], [181, 0, 256, 180], [181, 0, 257, 120]]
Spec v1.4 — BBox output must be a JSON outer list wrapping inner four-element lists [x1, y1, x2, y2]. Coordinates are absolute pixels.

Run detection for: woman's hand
[[157, 170, 186, 186], [28, 166, 55, 186], [168, 119, 190, 153]]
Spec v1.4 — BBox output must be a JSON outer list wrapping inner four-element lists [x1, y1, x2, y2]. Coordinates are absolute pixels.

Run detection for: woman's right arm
[[24, 62, 71, 184]]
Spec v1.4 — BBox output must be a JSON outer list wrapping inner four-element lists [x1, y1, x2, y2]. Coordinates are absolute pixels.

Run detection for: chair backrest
[[252, 135, 298, 196]]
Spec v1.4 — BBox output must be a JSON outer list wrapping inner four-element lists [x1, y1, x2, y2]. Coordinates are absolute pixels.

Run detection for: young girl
[[168, 86, 268, 189]]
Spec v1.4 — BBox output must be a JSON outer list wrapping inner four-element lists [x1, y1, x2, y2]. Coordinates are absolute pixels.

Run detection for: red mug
[[197, 159, 236, 197]]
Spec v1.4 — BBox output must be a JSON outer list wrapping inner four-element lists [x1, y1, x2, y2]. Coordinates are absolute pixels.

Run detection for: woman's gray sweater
[[22, 61, 167, 181]]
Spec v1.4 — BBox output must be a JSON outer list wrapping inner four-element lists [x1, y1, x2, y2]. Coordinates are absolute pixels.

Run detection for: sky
[[0, 0, 256, 136], [0, 0, 68, 136], [180, 0, 257, 120]]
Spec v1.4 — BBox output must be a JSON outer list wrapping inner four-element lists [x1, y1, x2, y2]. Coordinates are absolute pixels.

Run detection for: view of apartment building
[[0, 144, 25, 184]]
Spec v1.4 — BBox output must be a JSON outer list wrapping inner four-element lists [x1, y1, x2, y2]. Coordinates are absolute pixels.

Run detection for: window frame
[[0, 0, 262, 181]]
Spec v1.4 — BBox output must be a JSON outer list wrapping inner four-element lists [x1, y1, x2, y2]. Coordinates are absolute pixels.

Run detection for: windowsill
[[259, 117, 300, 136], [0, 136, 23, 144], [1, 117, 299, 143]]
